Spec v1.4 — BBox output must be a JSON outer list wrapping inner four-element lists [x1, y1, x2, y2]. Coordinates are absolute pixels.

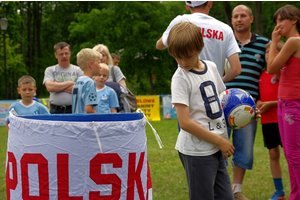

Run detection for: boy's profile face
[[265, 48, 278, 64], [113, 58, 120, 66], [93, 68, 108, 87], [91, 58, 102, 76], [174, 52, 200, 71], [17, 83, 37, 102]]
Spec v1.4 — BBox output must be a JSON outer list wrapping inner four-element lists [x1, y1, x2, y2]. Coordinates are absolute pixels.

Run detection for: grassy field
[[0, 118, 290, 200]]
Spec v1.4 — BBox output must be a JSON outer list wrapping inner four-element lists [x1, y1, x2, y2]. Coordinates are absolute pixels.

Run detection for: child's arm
[[175, 103, 234, 158], [85, 105, 96, 113], [110, 108, 117, 113], [257, 100, 277, 114], [156, 37, 167, 50], [268, 26, 300, 74]]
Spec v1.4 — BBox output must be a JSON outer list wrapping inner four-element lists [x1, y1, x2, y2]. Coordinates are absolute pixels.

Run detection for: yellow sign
[[136, 95, 161, 121]]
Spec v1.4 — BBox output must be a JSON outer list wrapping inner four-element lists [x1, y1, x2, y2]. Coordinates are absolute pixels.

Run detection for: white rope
[[136, 109, 164, 148], [92, 122, 107, 174]]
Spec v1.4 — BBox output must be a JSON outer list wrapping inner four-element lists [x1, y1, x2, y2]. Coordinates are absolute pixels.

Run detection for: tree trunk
[[223, 2, 232, 28], [148, 71, 153, 95], [27, 2, 32, 72], [255, 1, 263, 36]]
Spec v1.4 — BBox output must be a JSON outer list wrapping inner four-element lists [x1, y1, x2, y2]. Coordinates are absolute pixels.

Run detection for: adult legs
[[228, 120, 257, 196]]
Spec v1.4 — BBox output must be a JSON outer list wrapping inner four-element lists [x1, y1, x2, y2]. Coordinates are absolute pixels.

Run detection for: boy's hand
[[258, 102, 272, 114], [254, 108, 261, 121], [216, 137, 235, 159]]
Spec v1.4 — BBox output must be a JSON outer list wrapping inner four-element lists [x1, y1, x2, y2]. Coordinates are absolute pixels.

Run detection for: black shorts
[[262, 123, 282, 149]]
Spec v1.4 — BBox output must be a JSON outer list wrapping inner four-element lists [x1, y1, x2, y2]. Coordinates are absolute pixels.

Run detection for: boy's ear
[[88, 61, 93, 68], [17, 88, 21, 94]]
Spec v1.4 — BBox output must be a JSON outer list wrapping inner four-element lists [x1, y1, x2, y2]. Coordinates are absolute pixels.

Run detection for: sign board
[[136, 96, 160, 121]]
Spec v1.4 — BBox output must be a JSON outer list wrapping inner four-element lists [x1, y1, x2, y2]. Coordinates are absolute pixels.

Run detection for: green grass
[[0, 119, 290, 199]]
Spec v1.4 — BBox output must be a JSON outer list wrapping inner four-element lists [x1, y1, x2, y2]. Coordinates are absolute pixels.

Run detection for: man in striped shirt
[[225, 5, 270, 200]]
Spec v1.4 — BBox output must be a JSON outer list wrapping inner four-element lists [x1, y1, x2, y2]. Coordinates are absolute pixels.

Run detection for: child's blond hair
[[99, 63, 109, 76], [18, 75, 36, 88], [77, 48, 102, 71], [266, 41, 285, 52], [167, 21, 204, 58]]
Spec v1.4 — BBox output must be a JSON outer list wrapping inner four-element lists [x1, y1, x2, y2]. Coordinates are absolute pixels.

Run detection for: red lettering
[[219, 31, 224, 41], [57, 154, 83, 200], [21, 154, 49, 199], [146, 161, 152, 200], [198, 27, 224, 41], [201, 27, 205, 37], [6, 152, 18, 200], [127, 152, 145, 200], [89, 153, 122, 199], [213, 30, 219, 39], [207, 29, 212, 38]]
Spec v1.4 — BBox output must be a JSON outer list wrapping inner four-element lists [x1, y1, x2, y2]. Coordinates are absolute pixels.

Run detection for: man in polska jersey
[[156, 1, 241, 83]]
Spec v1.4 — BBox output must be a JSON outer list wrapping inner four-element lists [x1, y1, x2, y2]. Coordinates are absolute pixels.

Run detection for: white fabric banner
[[6, 113, 152, 200]]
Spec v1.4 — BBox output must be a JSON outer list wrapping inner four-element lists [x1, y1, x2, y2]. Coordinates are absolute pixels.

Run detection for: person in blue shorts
[[5, 75, 50, 131], [94, 63, 119, 113], [72, 48, 102, 114], [225, 5, 270, 200]]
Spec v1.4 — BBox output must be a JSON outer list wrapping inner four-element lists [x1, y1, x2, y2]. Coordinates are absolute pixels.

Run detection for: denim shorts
[[227, 119, 257, 170]]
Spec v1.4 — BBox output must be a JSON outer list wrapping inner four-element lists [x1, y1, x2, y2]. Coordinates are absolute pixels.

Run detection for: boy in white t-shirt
[[94, 63, 119, 113], [169, 21, 234, 200]]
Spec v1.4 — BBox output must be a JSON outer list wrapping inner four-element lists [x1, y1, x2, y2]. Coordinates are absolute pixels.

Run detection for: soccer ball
[[221, 88, 256, 129]]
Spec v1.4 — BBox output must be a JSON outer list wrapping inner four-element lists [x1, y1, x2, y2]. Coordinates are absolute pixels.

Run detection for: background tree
[[1, 1, 300, 100]]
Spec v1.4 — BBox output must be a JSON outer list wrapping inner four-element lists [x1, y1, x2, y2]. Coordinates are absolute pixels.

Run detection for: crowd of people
[[157, 2, 299, 200], [4, 1, 300, 200], [5, 43, 125, 123]]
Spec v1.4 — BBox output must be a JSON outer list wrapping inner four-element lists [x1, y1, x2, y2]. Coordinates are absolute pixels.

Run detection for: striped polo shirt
[[225, 32, 270, 101]]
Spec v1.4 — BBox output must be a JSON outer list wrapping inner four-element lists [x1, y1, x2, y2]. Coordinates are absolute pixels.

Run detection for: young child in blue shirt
[[94, 63, 119, 113], [5, 75, 50, 131], [72, 48, 102, 114]]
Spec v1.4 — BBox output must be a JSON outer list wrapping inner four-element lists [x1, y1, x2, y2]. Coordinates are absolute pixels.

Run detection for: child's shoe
[[269, 191, 286, 200]]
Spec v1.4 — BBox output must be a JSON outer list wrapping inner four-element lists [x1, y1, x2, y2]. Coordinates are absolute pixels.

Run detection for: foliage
[[1, 1, 300, 99]]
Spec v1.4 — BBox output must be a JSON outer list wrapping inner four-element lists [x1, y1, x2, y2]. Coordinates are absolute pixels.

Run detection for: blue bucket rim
[[18, 113, 144, 122]]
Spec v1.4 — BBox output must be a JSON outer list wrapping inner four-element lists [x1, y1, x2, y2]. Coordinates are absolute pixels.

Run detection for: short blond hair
[[77, 48, 101, 70], [167, 21, 204, 58], [18, 75, 36, 88], [100, 63, 109, 76], [92, 44, 113, 66]]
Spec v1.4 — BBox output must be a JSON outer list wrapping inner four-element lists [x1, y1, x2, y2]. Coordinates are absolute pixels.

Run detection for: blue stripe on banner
[[19, 113, 144, 122]]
